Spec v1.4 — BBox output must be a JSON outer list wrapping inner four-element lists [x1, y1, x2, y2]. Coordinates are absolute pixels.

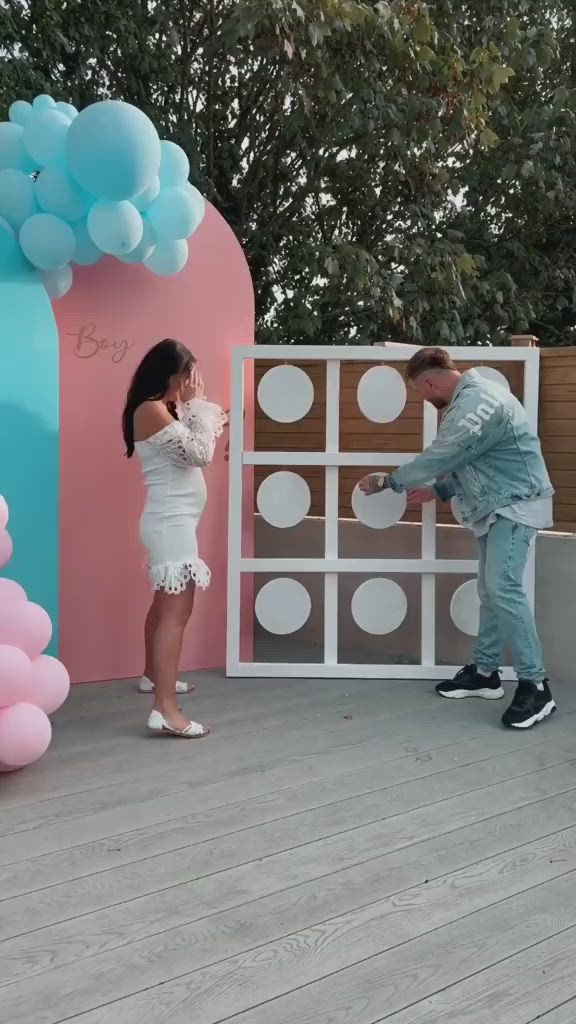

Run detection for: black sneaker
[[501, 680, 556, 729], [436, 664, 504, 700]]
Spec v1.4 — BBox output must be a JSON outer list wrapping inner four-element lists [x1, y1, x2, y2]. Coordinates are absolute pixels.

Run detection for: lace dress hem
[[148, 558, 211, 594]]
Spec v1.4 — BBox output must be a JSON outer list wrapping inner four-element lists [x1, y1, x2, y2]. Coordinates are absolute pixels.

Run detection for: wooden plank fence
[[254, 347, 576, 532]]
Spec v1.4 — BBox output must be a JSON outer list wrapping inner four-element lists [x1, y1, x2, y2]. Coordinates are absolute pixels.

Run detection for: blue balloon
[[158, 141, 190, 186], [0, 219, 27, 275], [39, 265, 73, 300], [36, 165, 92, 221], [9, 101, 34, 127], [23, 110, 70, 168], [144, 238, 188, 276], [55, 102, 78, 122], [66, 100, 161, 201], [72, 221, 102, 266], [118, 219, 156, 263], [0, 169, 38, 229], [0, 122, 35, 172], [132, 176, 160, 212], [87, 200, 143, 255], [19, 213, 76, 270], [185, 183, 205, 226], [33, 94, 56, 112], [148, 185, 204, 241], [0, 215, 15, 239]]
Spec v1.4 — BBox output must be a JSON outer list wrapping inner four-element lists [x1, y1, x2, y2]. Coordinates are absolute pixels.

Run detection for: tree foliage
[[1, 0, 575, 345]]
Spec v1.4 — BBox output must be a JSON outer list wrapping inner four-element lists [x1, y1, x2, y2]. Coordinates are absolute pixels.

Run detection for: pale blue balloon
[[158, 141, 190, 186], [36, 165, 92, 221], [0, 215, 19, 276], [39, 264, 73, 300], [87, 200, 143, 255], [33, 94, 56, 112], [0, 169, 38, 229], [9, 101, 34, 127], [0, 215, 15, 239], [55, 102, 78, 121], [0, 218, 26, 274], [72, 221, 102, 266], [118, 219, 156, 263], [19, 213, 76, 270], [185, 183, 205, 229], [23, 110, 70, 168], [0, 122, 35, 171], [144, 238, 188, 276], [148, 185, 204, 241], [66, 100, 161, 200], [132, 176, 160, 212]]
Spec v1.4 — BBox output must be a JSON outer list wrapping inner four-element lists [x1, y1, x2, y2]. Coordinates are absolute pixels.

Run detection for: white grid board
[[226, 345, 540, 680]]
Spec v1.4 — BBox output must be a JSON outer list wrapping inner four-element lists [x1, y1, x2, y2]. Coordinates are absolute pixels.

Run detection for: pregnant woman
[[122, 339, 226, 738]]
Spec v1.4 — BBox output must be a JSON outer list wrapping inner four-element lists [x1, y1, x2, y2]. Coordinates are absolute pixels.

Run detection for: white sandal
[[138, 676, 194, 695], [147, 709, 209, 738]]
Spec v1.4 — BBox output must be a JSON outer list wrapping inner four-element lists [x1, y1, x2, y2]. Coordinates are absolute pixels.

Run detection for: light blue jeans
[[473, 516, 546, 682]]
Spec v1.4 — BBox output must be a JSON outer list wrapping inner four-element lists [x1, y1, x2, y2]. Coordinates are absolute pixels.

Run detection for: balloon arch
[[0, 94, 205, 297]]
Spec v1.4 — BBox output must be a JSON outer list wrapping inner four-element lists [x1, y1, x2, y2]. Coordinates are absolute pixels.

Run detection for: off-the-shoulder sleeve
[[145, 400, 227, 468]]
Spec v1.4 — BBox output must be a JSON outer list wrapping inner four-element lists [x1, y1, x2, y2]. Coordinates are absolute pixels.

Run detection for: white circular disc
[[357, 366, 407, 423], [351, 483, 407, 529], [257, 472, 311, 528], [474, 366, 510, 391], [257, 365, 314, 422], [255, 578, 311, 635], [351, 578, 408, 635], [450, 579, 480, 636]]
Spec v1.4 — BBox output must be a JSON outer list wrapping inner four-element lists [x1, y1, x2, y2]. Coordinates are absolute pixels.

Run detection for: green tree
[[1, 0, 573, 345], [438, 1, 576, 345]]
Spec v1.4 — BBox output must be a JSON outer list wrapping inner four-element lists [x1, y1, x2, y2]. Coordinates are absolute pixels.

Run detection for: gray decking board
[[528, 1004, 576, 1023], [3, 727, 574, 903], [3, 744, 576, 935], [0, 688, 496, 823], [0, 674, 574, 1024]]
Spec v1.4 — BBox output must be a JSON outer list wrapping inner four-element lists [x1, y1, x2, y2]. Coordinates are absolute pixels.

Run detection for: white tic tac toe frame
[[227, 345, 541, 680]]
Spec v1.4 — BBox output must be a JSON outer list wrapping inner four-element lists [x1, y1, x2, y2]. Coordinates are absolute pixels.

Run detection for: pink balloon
[[0, 578, 27, 603], [0, 496, 8, 530], [0, 702, 52, 767], [0, 530, 13, 569], [0, 601, 52, 658], [0, 645, 32, 708], [27, 655, 70, 715]]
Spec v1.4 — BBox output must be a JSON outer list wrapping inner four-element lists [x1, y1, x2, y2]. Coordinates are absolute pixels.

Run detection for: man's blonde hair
[[405, 346, 456, 381]]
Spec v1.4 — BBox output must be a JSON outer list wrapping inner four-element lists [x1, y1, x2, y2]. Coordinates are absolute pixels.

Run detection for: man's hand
[[358, 473, 388, 496], [406, 487, 435, 507]]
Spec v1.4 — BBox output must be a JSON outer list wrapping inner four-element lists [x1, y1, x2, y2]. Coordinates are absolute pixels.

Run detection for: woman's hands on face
[[181, 365, 205, 402]]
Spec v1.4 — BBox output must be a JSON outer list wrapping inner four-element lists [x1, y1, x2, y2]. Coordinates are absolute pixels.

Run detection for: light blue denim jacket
[[388, 370, 553, 526]]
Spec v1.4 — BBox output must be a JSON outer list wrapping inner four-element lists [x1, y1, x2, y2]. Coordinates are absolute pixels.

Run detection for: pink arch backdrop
[[56, 202, 254, 683]]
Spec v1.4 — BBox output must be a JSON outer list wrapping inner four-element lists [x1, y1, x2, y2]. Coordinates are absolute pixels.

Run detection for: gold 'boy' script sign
[[68, 323, 134, 364]]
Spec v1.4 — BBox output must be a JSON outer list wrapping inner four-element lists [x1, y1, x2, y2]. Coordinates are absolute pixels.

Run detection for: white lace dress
[[134, 398, 227, 594]]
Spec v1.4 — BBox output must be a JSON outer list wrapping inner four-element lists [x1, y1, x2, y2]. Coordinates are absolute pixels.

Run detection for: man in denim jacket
[[359, 346, 556, 730]]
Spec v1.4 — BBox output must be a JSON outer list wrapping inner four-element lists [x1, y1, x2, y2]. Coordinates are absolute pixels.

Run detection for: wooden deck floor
[[1, 673, 576, 1024]]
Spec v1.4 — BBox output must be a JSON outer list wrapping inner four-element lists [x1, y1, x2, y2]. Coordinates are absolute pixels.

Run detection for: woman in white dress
[[122, 339, 226, 738]]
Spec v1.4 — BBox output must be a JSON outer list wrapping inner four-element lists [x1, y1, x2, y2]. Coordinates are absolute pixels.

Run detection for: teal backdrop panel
[[0, 229, 59, 650]]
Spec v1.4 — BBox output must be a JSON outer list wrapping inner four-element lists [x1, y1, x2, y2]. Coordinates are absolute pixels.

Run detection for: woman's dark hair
[[122, 339, 195, 457]]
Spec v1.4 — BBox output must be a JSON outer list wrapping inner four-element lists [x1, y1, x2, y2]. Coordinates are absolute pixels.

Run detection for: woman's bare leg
[[149, 586, 196, 730], [143, 601, 159, 683]]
